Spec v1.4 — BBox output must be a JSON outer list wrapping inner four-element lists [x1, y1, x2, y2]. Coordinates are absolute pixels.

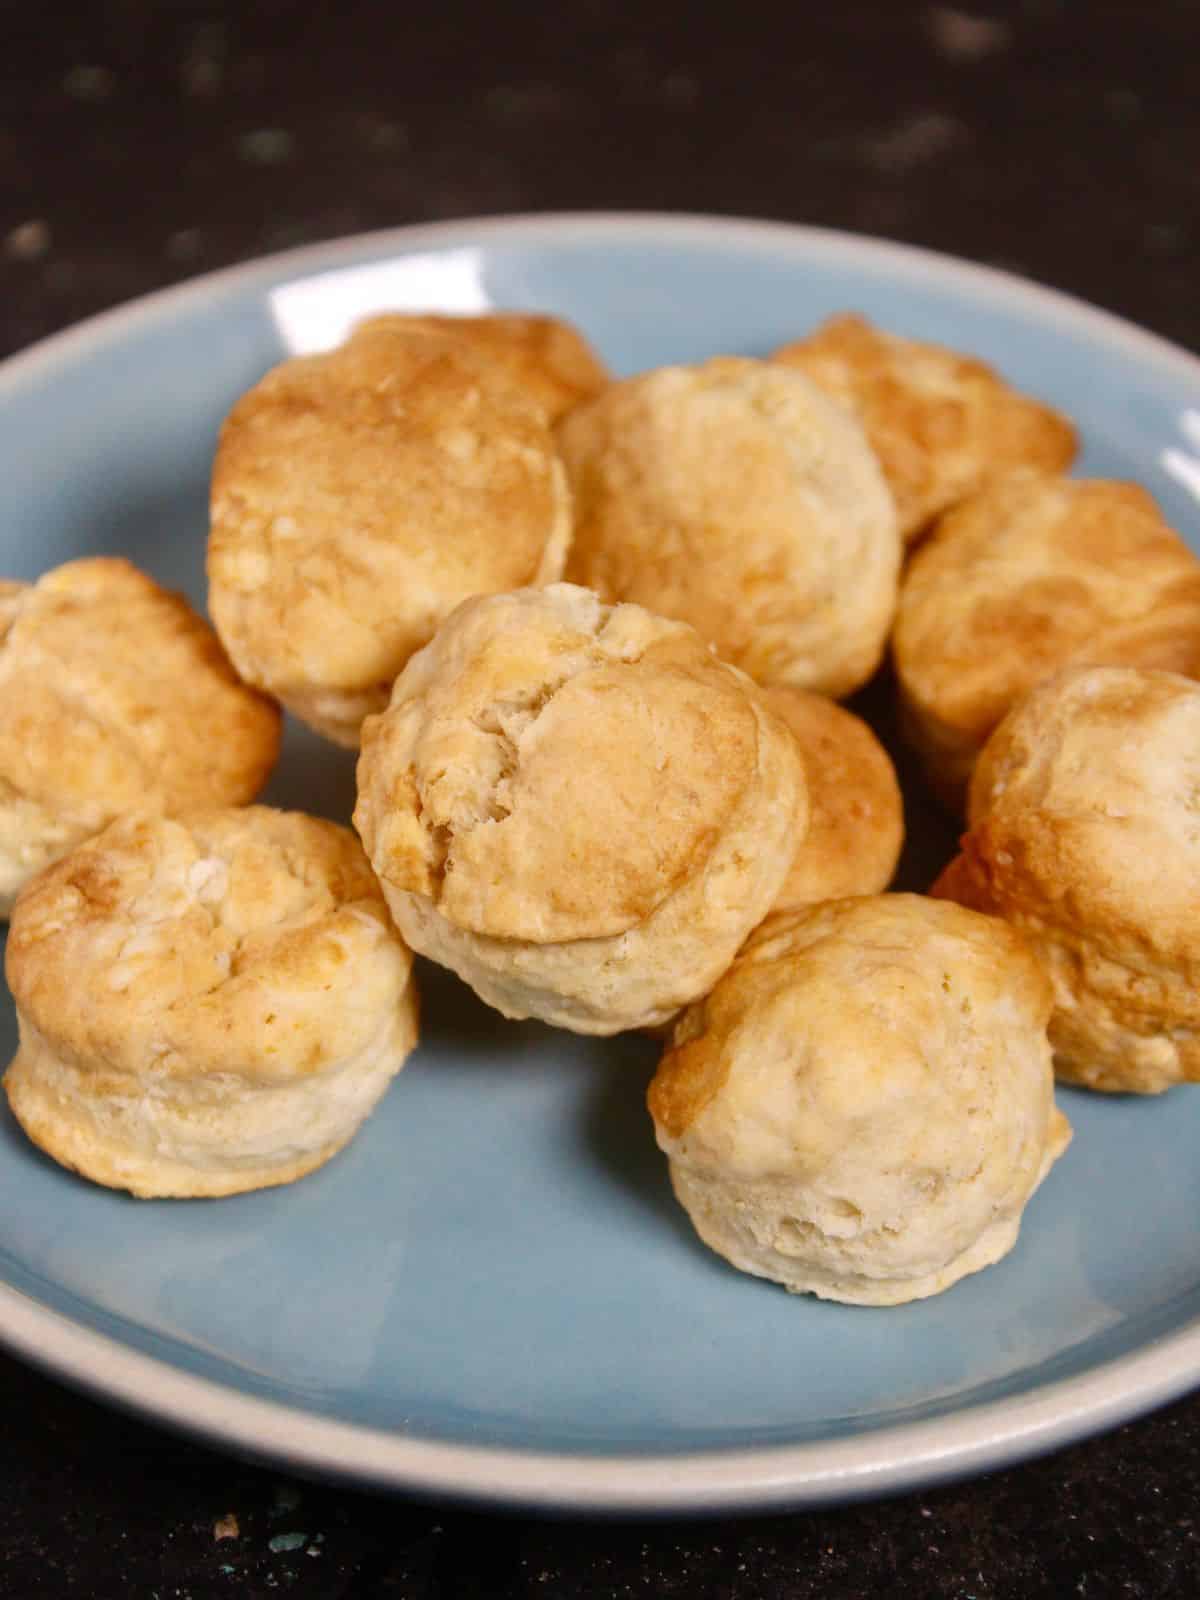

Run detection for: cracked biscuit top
[[207, 319, 573, 746], [354, 585, 805, 1033], [356, 583, 774, 944], [6, 807, 409, 1086]]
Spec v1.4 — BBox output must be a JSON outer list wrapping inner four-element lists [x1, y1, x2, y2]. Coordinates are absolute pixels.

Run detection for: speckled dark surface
[[3, 1, 1200, 1594]]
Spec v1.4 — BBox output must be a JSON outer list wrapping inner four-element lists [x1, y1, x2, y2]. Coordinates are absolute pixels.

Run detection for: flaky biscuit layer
[[649, 895, 1069, 1304], [209, 322, 572, 746], [559, 358, 900, 697], [772, 314, 1076, 543], [5, 807, 418, 1195], [0, 557, 280, 914], [355, 584, 806, 1034], [934, 665, 1200, 1093], [351, 311, 609, 422], [895, 471, 1200, 805], [763, 686, 904, 909]]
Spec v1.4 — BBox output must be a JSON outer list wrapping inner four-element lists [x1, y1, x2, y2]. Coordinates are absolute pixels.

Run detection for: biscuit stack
[[4, 305, 1195, 1308]]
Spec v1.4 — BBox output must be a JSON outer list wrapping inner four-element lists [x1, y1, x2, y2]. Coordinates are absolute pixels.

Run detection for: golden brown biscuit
[[5, 807, 418, 1197], [352, 311, 609, 421], [933, 665, 1200, 1094], [0, 557, 280, 917], [772, 314, 1077, 543], [559, 358, 900, 697], [763, 687, 904, 909], [208, 321, 572, 748], [354, 584, 807, 1034], [895, 471, 1200, 808], [648, 895, 1070, 1305]]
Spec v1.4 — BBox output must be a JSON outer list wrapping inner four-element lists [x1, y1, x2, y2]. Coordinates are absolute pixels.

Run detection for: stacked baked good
[[932, 666, 1200, 1093], [771, 313, 1077, 544], [354, 583, 807, 1035], [894, 471, 1200, 805], [9, 299, 1186, 1316], [648, 896, 1070, 1304], [207, 316, 579, 747], [0, 557, 281, 913], [6, 808, 419, 1196]]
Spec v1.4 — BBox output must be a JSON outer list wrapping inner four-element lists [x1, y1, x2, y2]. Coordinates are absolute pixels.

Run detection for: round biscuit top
[[0, 557, 280, 832], [351, 312, 609, 421], [648, 894, 1066, 1302], [559, 357, 900, 697], [355, 583, 781, 944], [895, 472, 1200, 782], [959, 665, 1200, 971], [763, 686, 903, 909], [207, 321, 572, 737], [7, 808, 411, 1085], [772, 314, 1077, 542]]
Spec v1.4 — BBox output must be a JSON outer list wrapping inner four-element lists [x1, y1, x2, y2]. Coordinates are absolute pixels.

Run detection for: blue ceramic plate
[[2, 215, 1199, 1514]]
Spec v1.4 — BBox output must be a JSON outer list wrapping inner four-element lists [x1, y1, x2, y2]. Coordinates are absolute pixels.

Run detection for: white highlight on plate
[[1161, 409, 1200, 504], [269, 249, 491, 354]]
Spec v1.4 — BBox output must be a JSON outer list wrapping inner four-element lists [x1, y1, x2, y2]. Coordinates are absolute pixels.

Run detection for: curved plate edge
[[3, 212, 1200, 397], [2, 1275, 1197, 1514]]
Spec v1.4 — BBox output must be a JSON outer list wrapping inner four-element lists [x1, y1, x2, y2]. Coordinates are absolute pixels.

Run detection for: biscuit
[[352, 311, 609, 421], [5, 807, 418, 1197], [763, 687, 904, 909], [0, 557, 280, 917], [208, 321, 573, 747], [772, 314, 1077, 543], [933, 665, 1200, 1093], [895, 472, 1200, 807], [648, 895, 1070, 1305], [354, 583, 807, 1034], [559, 358, 900, 697]]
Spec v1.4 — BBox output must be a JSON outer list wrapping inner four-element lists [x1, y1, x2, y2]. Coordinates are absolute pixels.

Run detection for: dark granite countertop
[[2, 1, 1200, 1594]]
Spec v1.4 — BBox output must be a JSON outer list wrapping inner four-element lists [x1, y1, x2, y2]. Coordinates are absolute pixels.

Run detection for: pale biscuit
[[0, 557, 280, 917], [772, 314, 1077, 543], [352, 311, 609, 421], [648, 895, 1070, 1305], [208, 321, 572, 747], [5, 807, 418, 1197], [559, 358, 900, 697], [933, 665, 1200, 1094], [895, 472, 1200, 807], [763, 687, 904, 909], [354, 584, 807, 1035]]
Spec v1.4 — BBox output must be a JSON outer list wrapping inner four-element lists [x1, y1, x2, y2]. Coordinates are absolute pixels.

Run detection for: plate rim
[[2, 210, 1199, 1513], [4, 209, 1200, 393], [3, 1269, 1199, 1513]]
